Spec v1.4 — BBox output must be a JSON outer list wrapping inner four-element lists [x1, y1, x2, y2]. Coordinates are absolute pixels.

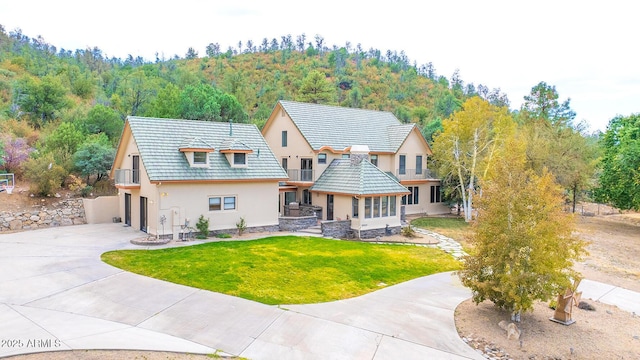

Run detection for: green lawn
[[102, 236, 460, 305]]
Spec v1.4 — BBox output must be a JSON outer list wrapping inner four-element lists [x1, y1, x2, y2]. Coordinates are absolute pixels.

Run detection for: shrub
[[401, 225, 416, 238], [216, 233, 232, 239], [196, 215, 209, 239], [236, 216, 247, 236], [23, 154, 67, 196]]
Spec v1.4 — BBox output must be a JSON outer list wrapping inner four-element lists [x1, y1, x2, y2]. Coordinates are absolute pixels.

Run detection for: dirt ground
[[455, 208, 640, 360], [3, 190, 639, 359]]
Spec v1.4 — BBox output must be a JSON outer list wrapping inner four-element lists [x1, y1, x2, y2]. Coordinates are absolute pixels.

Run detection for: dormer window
[[194, 152, 207, 165], [179, 137, 215, 168], [234, 153, 246, 165]]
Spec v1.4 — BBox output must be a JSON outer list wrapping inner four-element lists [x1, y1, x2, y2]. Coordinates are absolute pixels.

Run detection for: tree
[[521, 81, 576, 127], [432, 97, 516, 221], [83, 105, 123, 144], [0, 134, 33, 174], [185, 47, 198, 59], [594, 114, 640, 210], [16, 75, 70, 127], [44, 121, 85, 168], [297, 70, 333, 104], [73, 134, 116, 185], [178, 84, 247, 122], [145, 83, 181, 119], [459, 139, 587, 316]]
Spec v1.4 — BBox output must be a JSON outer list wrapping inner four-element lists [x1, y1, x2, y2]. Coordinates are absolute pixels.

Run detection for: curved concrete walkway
[[0, 224, 482, 359], [1, 224, 637, 359]]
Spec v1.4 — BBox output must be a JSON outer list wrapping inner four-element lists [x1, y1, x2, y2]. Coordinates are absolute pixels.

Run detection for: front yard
[[102, 235, 460, 305]]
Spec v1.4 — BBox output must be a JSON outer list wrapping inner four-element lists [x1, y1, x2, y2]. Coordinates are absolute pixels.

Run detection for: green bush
[[401, 225, 416, 238], [23, 154, 67, 196], [236, 217, 247, 236], [216, 233, 232, 239], [196, 215, 210, 239]]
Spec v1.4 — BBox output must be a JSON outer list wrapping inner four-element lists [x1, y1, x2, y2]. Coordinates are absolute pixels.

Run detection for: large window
[[430, 185, 442, 203], [302, 189, 312, 205], [318, 153, 327, 164], [399, 155, 406, 175], [281, 130, 287, 147], [364, 197, 372, 218], [194, 152, 207, 165], [282, 157, 288, 171], [209, 196, 237, 211], [389, 196, 396, 216], [362, 196, 398, 218], [416, 155, 423, 175], [352, 197, 359, 218], [402, 186, 419, 205]]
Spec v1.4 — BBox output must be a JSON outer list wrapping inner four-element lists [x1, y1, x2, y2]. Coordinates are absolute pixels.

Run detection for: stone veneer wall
[[320, 220, 351, 238], [358, 225, 401, 239], [279, 216, 318, 231], [0, 198, 86, 232]]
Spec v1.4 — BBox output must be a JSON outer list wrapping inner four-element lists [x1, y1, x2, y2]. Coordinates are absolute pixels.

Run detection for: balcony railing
[[396, 168, 437, 181], [286, 169, 315, 182], [115, 169, 140, 187]]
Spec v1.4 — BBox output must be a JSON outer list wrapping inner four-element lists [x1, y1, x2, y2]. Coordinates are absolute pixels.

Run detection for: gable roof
[[116, 116, 287, 182], [274, 100, 419, 153], [310, 159, 410, 196]]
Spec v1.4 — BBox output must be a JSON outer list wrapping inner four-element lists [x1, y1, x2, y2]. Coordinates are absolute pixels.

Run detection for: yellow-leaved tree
[[431, 96, 515, 222], [458, 135, 587, 319]]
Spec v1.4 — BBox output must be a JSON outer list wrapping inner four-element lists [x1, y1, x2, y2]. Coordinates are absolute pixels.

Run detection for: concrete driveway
[[0, 224, 484, 359]]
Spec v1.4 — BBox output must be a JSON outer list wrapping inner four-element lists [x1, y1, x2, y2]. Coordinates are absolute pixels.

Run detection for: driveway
[[0, 224, 485, 359]]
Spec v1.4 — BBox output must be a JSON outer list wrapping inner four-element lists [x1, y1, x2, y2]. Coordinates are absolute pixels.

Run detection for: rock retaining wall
[[279, 216, 318, 231], [0, 198, 86, 232]]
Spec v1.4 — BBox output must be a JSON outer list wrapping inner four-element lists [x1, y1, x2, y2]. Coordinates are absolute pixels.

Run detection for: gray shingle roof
[[126, 116, 287, 181], [179, 137, 215, 150], [310, 159, 410, 195], [279, 100, 415, 153]]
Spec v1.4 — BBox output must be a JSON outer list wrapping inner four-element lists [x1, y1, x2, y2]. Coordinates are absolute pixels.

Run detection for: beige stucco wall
[[263, 107, 316, 173], [83, 196, 119, 224], [157, 181, 279, 239]]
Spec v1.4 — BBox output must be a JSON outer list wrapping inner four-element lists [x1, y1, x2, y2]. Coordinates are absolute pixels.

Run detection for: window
[[194, 152, 207, 165], [302, 189, 312, 205], [399, 155, 406, 175], [282, 157, 288, 171], [364, 197, 372, 218], [234, 153, 246, 165], [281, 131, 287, 147], [406, 186, 419, 205], [210, 196, 236, 211], [430, 185, 442, 203], [318, 153, 327, 164], [224, 196, 236, 210], [342, 154, 350, 159], [389, 196, 397, 216], [209, 197, 221, 211], [352, 197, 359, 218], [381, 196, 388, 217], [370, 154, 378, 166], [416, 155, 423, 175], [284, 191, 296, 205], [373, 197, 380, 217]]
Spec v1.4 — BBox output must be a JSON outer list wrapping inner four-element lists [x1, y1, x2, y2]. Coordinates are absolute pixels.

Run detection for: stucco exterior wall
[[83, 196, 119, 224], [156, 181, 279, 239]]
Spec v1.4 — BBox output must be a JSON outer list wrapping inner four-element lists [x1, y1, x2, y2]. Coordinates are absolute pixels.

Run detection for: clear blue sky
[[1, 0, 637, 132]]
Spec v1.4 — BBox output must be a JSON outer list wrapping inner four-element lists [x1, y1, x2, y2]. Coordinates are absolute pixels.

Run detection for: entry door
[[327, 194, 334, 220], [140, 196, 148, 232], [124, 193, 131, 226], [301, 158, 313, 181]]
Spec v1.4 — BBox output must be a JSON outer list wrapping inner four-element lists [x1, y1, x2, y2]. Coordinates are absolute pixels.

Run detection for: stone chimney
[[350, 145, 370, 166]]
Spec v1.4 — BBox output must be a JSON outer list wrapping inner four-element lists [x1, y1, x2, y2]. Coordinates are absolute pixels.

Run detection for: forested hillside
[[0, 25, 621, 211]]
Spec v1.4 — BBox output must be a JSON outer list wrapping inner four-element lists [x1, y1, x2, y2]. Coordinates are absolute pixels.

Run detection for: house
[[110, 116, 287, 240], [262, 100, 448, 238]]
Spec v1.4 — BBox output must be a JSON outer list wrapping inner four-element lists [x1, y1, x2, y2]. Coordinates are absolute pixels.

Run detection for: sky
[[1, 0, 637, 132]]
